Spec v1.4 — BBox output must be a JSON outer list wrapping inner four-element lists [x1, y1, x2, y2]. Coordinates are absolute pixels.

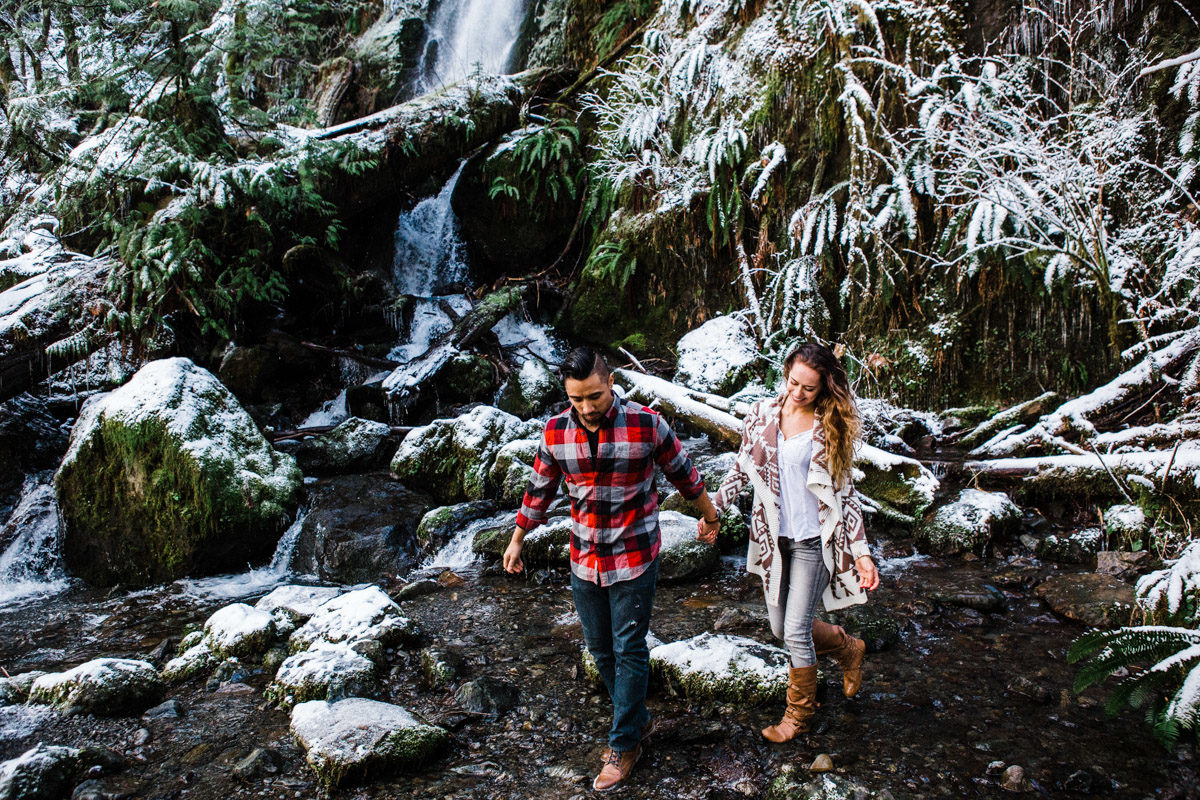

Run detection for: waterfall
[[0, 477, 69, 608], [176, 510, 308, 600], [416, 0, 527, 94]]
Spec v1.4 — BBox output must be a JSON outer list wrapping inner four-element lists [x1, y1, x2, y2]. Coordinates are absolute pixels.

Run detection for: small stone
[[455, 677, 519, 717], [986, 760, 1006, 776], [142, 699, 182, 720], [1001, 764, 1030, 792], [809, 753, 834, 772], [132, 728, 151, 746], [233, 748, 281, 781], [71, 779, 113, 800], [395, 579, 441, 602]]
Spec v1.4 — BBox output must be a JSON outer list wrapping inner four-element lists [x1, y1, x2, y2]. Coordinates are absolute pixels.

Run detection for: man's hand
[[855, 555, 880, 591], [696, 515, 720, 544], [503, 530, 526, 574]]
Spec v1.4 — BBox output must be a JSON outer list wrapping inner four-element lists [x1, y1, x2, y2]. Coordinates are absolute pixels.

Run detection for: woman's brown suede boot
[[762, 665, 818, 743], [812, 619, 865, 697]]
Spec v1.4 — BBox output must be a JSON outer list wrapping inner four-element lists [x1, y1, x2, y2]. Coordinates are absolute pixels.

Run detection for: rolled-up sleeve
[[515, 434, 562, 531]]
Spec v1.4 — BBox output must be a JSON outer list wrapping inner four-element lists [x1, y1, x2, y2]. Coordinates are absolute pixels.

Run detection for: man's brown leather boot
[[812, 619, 866, 697], [592, 745, 641, 791], [762, 665, 818, 743]]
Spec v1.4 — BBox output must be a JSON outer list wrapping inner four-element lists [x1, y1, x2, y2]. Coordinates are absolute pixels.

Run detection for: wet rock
[[1006, 676, 1054, 704], [855, 444, 938, 522], [131, 728, 150, 746], [674, 316, 761, 395], [29, 658, 162, 716], [202, 603, 278, 659], [1034, 528, 1101, 564], [1001, 764, 1031, 792], [293, 417, 394, 474], [209, 657, 251, 687], [0, 474, 60, 580], [290, 473, 431, 583], [390, 405, 541, 504], [828, 604, 902, 652], [232, 747, 282, 781], [0, 678, 20, 706], [1062, 768, 1099, 793], [766, 767, 871, 800], [416, 500, 496, 552], [254, 585, 344, 627], [916, 489, 1020, 556], [496, 359, 563, 419], [474, 516, 571, 566], [395, 579, 441, 602], [489, 438, 539, 508], [55, 358, 303, 586], [0, 743, 81, 800], [289, 585, 419, 653], [809, 753, 834, 772], [651, 632, 790, 704], [290, 697, 449, 789], [1095, 550, 1151, 580], [161, 643, 217, 682], [930, 583, 1006, 613], [455, 676, 519, 717], [657, 511, 721, 582], [268, 644, 377, 708], [71, 779, 113, 800], [1036, 573, 1137, 628], [420, 647, 464, 688], [142, 698, 182, 720]]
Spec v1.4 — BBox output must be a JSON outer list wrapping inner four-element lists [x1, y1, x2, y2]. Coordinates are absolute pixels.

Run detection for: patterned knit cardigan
[[712, 395, 871, 611]]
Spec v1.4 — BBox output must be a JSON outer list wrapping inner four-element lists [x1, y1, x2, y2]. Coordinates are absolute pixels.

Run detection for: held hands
[[696, 514, 720, 544], [856, 554, 880, 591]]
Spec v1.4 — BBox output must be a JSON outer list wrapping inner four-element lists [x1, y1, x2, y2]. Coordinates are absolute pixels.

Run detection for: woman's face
[[784, 360, 822, 411]]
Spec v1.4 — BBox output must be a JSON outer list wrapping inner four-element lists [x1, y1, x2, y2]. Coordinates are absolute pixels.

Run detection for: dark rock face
[[290, 473, 432, 583], [0, 394, 69, 523]]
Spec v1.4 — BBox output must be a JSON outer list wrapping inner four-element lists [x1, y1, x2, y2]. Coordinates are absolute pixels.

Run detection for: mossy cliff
[[55, 358, 301, 586]]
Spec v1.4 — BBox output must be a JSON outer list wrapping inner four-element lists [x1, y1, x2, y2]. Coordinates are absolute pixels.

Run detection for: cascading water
[[415, 0, 528, 95], [0, 476, 70, 607], [175, 509, 309, 600]]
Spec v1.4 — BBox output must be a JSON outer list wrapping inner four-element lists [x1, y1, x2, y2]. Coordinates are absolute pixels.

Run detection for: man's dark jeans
[[571, 558, 658, 752]]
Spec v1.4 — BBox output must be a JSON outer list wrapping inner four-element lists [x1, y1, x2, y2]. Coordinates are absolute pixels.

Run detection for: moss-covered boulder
[[290, 698, 449, 789], [496, 359, 563, 419], [161, 643, 217, 683], [489, 438, 539, 508], [0, 678, 19, 707], [55, 357, 302, 586], [294, 417, 393, 475], [473, 515, 571, 566], [674, 316, 761, 395], [416, 501, 497, 551], [202, 603, 278, 659], [390, 405, 541, 504], [1033, 528, 1102, 565], [650, 633, 790, 704], [28, 658, 162, 715], [289, 586, 418, 655], [0, 743, 82, 800], [915, 489, 1020, 556], [658, 511, 720, 582], [267, 644, 377, 708], [1137, 541, 1200, 626], [854, 443, 939, 522]]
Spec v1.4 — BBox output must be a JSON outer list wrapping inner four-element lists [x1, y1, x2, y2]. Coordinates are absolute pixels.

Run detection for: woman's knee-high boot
[[762, 666, 818, 743], [812, 619, 865, 697]]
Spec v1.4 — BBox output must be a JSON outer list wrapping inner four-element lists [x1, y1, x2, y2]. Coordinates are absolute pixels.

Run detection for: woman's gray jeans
[[766, 536, 831, 667]]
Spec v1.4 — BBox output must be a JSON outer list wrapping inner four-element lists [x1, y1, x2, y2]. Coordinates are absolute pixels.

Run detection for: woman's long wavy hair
[[782, 343, 861, 490]]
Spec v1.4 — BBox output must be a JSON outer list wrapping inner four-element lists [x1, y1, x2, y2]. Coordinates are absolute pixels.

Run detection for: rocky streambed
[[1, 530, 1193, 800]]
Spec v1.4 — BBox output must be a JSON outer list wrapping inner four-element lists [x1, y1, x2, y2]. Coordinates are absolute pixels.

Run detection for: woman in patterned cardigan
[[698, 342, 880, 743]]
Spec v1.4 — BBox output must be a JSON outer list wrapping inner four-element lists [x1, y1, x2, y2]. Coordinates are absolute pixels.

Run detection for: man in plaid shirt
[[504, 347, 721, 791]]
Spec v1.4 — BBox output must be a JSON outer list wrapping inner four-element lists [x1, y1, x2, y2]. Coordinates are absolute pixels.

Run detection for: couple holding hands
[[502, 343, 880, 792]]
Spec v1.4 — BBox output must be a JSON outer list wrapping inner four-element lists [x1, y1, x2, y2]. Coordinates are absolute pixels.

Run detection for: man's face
[[564, 371, 615, 430]]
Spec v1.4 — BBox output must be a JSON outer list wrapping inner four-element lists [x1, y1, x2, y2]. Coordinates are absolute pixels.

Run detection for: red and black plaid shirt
[[515, 394, 705, 585]]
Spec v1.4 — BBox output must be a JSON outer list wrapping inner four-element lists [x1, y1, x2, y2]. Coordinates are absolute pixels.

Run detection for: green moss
[[652, 660, 792, 705], [855, 460, 930, 518], [416, 506, 456, 549], [307, 725, 450, 790]]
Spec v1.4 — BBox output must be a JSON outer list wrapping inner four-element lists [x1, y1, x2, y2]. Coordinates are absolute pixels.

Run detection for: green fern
[[585, 240, 638, 288]]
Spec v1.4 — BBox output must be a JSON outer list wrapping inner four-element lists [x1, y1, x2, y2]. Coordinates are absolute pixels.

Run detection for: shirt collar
[[569, 391, 623, 430]]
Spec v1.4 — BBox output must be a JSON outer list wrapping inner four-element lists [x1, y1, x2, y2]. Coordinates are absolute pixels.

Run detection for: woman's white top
[[777, 428, 822, 541]]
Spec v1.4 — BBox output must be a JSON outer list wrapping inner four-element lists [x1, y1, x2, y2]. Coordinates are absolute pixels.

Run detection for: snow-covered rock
[[294, 417, 393, 475], [28, 658, 162, 715], [0, 743, 81, 800], [290, 698, 449, 788], [915, 489, 1020, 556], [1104, 504, 1148, 546], [473, 515, 571, 565], [854, 443, 939, 522], [650, 633, 790, 704], [1034, 528, 1102, 564], [488, 438, 539, 508], [390, 405, 541, 504], [255, 585, 344, 625], [674, 316, 760, 395], [496, 358, 562, 419], [582, 632, 664, 687], [202, 603, 278, 659], [268, 644, 377, 708], [657, 510, 720, 582], [289, 586, 418, 655], [1137, 541, 1200, 626], [161, 643, 217, 683], [54, 357, 302, 586]]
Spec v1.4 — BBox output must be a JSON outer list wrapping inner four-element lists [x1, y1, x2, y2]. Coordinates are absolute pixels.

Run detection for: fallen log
[[613, 368, 742, 448], [964, 446, 1200, 501]]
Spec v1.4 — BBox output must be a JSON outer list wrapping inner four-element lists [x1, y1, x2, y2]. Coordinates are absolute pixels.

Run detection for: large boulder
[[1036, 573, 1137, 628], [54, 358, 302, 586], [254, 585, 344, 627], [390, 405, 541, 504], [488, 438, 539, 508], [202, 603, 278, 659], [289, 586, 419, 655], [473, 515, 570, 565], [657, 511, 720, 582], [416, 501, 497, 552], [674, 316, 761, 395], [267, 644, 377, 708], [290, 698, 449, 788], [496, 359, 563, 419], [0, 744, 81, 800], [28, 658, 162, 715], [854, 443, 938, 523], [650, 633, 790, 704], [293, 417, 394, 475], [915, 489, 1020, 556]]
